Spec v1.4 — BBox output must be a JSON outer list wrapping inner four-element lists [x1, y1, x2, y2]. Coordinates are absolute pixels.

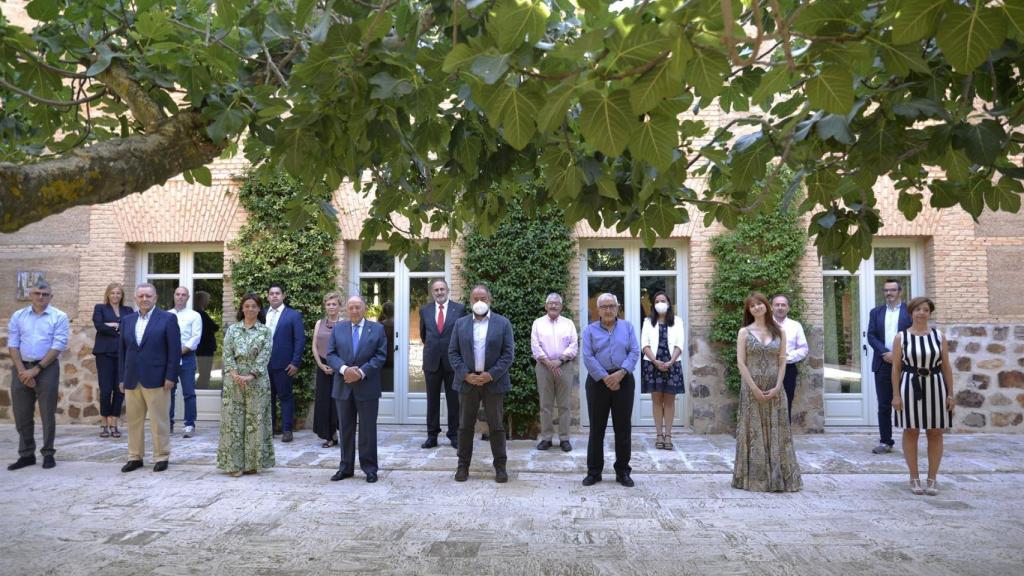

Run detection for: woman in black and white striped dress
[[891, 296, 955, 496]]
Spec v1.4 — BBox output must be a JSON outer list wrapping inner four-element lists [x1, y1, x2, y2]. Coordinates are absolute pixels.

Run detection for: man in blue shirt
[[7, 280, 69, 470], [581, 293, 640, 487]]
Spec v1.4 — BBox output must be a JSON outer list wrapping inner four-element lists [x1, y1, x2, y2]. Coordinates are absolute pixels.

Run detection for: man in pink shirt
[[531, 293, 579, 452]]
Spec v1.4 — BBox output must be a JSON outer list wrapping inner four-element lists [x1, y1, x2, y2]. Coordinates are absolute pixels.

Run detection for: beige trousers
[[125, 386, 171, 462]]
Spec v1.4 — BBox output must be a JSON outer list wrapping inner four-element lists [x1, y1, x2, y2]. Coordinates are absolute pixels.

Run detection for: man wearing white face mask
[[448, 284, 515, 483]]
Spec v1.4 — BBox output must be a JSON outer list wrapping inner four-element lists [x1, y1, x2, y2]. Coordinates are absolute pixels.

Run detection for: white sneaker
[[183, 425, 194, 438]]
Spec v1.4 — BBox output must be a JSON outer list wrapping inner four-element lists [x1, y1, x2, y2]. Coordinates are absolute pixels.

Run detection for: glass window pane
[[360, 278, 394, 393], [640, 248, 676, 271], [873, 275, 911, 307], [587, 248, 624, 272], [407, 277, 435, 393], [361, 250, 394, 273], [194, 252, 224, 274], [193, 278, 223, 390], [874, 247, 910, 271], [147, 252, 179, 274], [586, 276, 625, 322], [150, 279, 178, 311], [823, 276, 861, 394], [406, 249, 445, 273]]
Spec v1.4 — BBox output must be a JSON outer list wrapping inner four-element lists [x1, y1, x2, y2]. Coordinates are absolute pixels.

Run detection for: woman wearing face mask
[[640, 291, 686, 450]]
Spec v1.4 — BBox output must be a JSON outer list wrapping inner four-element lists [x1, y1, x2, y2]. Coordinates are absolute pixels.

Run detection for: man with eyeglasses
[[867, 279, 911, 454], [7, 280, 69, 470]]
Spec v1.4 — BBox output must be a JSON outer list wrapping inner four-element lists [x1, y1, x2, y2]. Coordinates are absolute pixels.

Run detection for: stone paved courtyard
[[2, 424, 1023, 575]]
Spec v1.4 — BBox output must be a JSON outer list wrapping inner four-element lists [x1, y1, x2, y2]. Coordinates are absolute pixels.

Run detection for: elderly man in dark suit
[[448, 284, 515, 484], [119, 283, 181, 473], [419, 278, 466, 449], [867, 278, 912, 455], [264, 283, 306, 443], [326, 295, 388, 483]]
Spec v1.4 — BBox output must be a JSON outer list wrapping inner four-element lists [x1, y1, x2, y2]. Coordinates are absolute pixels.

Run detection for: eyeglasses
[[598, 304, 618, 310], [30, 292, 52, 297]]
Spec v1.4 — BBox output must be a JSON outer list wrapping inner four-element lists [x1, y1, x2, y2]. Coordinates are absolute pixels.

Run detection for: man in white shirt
[[169, 286, 202, 437], [866, 279, 911, 454], [772, 294, 808, 423]]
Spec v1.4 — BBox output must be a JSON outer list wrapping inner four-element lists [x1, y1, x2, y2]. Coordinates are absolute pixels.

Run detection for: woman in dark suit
[[92, 282, 133, 438]]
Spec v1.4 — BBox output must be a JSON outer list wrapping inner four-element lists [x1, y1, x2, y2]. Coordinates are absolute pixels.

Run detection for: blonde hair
[[323, 291, 343, 305], [103, 282, 125, 306]]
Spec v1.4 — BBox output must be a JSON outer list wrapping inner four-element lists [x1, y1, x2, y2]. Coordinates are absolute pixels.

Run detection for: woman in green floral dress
[[217, 293, 275, 476]]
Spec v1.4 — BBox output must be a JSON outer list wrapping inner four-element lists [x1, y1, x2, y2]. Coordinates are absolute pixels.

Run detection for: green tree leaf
[[751, 66, 793, 108], [542, 146, 583, 200], [606, 23, 670, 71], [443, 44, 477, 73], [805, 65, 854, 114], [25, 0, 60, 21], [684, 49, 729, 98], [936, 4, 1007, 73], [897, 191, 923, 220], [490, 0, 550, 52], [953, 120, 1006, 165], [940, 147, 971, 181], [536, 83, 577, 133], [892, 0, 947, 44], [579, 90, 634, 157], [729, 134, 773, 189], [499, 86, 542, 150], [629, 62, 682, 114], [629, 116, 678, 171]]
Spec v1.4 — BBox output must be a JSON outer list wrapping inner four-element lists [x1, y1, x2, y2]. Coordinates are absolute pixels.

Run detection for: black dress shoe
[[7, 457, 36, 471], [153, 461, 169, 472], [495, 468, 509, 483], [616, 473, 635, 487], [449, 438, 458, 449], [421, 437, 438, 449], [560, 440, 572, 452], [365, 472, 378, 483], [454, 467, 469, 482], [582, 474, 601, 486], [481, 432, 489, 441], [331, 470, 354, 481], [121, 460, 144, 473], [42, 455, 56, 469], [281, 431, 294, 443], [536, 439, 553, 451]]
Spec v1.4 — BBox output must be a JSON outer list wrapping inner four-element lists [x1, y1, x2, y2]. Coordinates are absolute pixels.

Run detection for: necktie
[[437, 305, 445, 333], [352, 324, 361, 352]]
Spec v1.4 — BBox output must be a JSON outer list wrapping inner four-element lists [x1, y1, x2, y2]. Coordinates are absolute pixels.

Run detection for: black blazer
[[419, 301, 466, 372], [867, 303, 911, 372], [92, 303, 134, 356]]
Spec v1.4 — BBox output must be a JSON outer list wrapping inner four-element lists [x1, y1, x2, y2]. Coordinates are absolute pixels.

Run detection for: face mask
[[654, 302, 669, 315], [472, 301, 490, 316]]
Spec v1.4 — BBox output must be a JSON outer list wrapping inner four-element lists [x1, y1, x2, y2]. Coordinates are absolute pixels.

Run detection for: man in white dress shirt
[[772, 294, 808, 423], [169, 287, 202, 437]]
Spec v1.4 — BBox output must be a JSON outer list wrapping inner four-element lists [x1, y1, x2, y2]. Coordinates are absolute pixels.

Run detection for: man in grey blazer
[[448, 284, 515, 483], [326, 295, 388, 483], [419, 278, 466, 449]]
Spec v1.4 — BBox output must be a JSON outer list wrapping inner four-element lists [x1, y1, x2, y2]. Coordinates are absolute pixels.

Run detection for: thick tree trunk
[[0, 112, 220, 232]]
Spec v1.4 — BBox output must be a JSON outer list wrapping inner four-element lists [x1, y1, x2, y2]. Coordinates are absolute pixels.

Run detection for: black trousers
[[336, 395, 379, 475], [95, 353, 124, 418], [312, 362, 338, 441], [586, 373, 634, 477], [424, 368, 459, 440], [456, 384, 506, 469], [783, 363, 798, 423], [874, 364, 895, 446]]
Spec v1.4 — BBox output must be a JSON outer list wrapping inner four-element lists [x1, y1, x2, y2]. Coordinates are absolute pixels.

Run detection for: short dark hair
[[771, 293, 790, 305], [884, 278, 902, 290], [267, 282, 285, 294], [237, 293, 267, 323], [907, 296, 935, 314]]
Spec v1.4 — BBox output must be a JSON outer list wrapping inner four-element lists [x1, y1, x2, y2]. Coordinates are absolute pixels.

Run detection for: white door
[[349, 246, 450, 424], [823, 243, 922, 426], [138, 245, 225, 422], [578, 243, 689, 427]]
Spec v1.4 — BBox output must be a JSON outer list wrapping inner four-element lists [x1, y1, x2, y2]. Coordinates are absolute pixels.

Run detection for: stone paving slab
[[2, 425, 1023, 576]]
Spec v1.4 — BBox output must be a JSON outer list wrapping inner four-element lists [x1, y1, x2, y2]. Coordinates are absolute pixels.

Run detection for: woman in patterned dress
[[891, 296, 954, 496], [217, 293, 275, 477], [640, 291, 685, 450], [732, 292, 802, 492]]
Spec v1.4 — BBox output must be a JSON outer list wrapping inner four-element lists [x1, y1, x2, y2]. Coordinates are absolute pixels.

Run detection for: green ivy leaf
[[936, 4, 1007, 73], [629, 116, 677, 171], [805, 65, 854, 114], [579, 90, 634, 157]]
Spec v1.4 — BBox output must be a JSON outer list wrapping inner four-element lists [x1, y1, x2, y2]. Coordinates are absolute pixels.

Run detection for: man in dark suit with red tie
[[418, 279, 465, 449]]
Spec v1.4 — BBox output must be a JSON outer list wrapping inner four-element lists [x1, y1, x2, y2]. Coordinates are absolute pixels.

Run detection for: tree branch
[[0, 78, 106, 106], [94, 63, 165, 131], [15, 49, 91, 79], [0, 112, 221, 232], [721, 0, 765, 68]]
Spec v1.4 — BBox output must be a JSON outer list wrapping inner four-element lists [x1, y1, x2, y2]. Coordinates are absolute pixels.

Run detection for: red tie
[[437, 305, 445, 333]]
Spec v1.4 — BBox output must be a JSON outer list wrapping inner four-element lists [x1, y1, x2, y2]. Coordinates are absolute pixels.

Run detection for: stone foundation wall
[[0, 327, 103, 422], [946, 324, 1024, 431]]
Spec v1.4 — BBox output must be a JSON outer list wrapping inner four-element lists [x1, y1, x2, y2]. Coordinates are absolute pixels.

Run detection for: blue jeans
[[170, 353, 197, 428]]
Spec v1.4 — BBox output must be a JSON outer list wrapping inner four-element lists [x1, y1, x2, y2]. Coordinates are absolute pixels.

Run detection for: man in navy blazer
[[326, 296, 388, 483], [866, 278, 912, 454], [448, 284, 515, 484], [119, 283, 181, 473], [264, 283, 306, 442], [418, 278, 466, 449]]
